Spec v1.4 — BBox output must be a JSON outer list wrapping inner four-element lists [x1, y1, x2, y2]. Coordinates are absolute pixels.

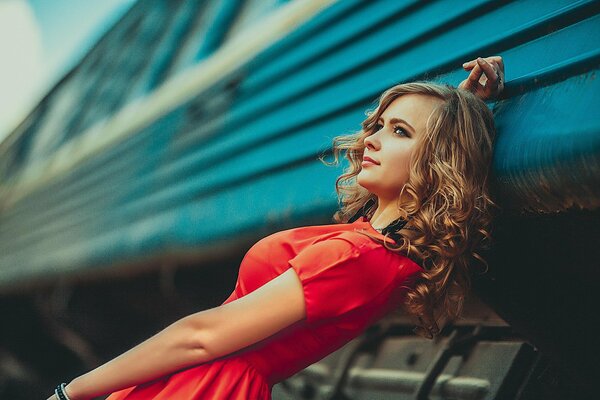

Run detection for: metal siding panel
[[0, 0, 598, 288]]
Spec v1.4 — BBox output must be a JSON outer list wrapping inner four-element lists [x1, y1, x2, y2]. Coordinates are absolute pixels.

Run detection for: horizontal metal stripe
[[346, 369, 490, 398]]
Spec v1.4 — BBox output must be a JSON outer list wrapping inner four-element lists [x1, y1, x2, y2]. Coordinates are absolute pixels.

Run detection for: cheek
[[382, 163, 409, 192], [387, 148, 412, 182]]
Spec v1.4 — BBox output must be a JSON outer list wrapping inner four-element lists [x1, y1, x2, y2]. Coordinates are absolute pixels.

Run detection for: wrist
[[53, 382, 78, 400], [64, 379, 84, 400]]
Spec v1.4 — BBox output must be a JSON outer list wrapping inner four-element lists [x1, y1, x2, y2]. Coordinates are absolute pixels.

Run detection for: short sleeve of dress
[[288, 237, 397, 324]]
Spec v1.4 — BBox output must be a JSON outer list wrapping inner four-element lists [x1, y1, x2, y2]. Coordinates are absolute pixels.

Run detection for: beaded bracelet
[[55, 383, 72, 400]]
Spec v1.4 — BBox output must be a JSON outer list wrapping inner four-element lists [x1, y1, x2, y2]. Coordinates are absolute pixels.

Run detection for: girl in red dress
[[49, 56, 505, 400]]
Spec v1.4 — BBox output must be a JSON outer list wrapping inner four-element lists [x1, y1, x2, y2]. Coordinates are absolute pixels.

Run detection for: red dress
[[105, 216, 423, 399]]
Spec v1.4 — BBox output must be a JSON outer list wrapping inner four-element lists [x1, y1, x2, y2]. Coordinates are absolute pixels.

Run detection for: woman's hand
[[46, 394, 58, 400], [458, 56, 505, 100]]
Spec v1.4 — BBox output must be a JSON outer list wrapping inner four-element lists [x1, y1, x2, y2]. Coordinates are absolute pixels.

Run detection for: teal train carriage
[[0, 1, 598, 399]]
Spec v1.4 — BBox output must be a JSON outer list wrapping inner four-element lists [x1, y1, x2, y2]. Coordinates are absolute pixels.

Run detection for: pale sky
[[0, 0, 136, 145]]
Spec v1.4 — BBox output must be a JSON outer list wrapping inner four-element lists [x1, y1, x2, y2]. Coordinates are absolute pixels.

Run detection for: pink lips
[[362, 156, 379, 166]]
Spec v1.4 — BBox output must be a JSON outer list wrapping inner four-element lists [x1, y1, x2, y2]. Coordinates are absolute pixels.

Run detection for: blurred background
[[0, 0, 598, 399]]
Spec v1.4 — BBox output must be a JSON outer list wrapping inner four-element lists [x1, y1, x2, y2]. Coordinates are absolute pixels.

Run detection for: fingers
[[476, 57, 500, 87], [488, 55, 504, 70], [461, 56, 504, 87], [458, 55, 505, 100], [462, 55, 504, 72], [463, 59, 477, 70], [462, 61, 484, 91]]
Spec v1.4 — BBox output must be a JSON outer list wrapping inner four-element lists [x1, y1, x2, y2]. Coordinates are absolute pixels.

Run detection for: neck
[[369, 197, 403, 230]]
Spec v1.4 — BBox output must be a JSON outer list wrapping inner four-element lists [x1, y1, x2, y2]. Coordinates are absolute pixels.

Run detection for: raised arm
[[56, 268, 306, 400]]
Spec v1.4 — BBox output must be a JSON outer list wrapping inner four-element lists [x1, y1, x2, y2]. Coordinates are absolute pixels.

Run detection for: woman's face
[[357, 93, 442, 202]]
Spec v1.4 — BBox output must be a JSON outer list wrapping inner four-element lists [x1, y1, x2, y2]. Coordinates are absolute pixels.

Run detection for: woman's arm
[[51, 267, 306, 400], [58, 317, 211, 400]]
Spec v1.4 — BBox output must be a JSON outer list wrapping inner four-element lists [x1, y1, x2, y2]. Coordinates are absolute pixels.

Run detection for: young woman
[[49, 56, 505, 400]]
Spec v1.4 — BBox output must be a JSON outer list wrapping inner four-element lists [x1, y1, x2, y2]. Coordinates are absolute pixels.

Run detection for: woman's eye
[[393, 125, 408, 137], [372, 123, 408, 137]]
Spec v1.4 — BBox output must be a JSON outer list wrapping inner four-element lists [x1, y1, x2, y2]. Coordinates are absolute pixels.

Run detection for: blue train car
[[0, 1, 598, 398]]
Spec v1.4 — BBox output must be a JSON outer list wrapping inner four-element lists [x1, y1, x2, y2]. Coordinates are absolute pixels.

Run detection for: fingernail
[[477, 57, 484, 62], [462, 62, 468, 67]]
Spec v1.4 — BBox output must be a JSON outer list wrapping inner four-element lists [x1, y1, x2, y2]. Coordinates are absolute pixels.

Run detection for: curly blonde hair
[[320, 82, 500, 338]]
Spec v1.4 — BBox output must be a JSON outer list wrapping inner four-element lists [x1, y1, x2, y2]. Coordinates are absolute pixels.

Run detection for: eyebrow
[[377, 116, 416, 135]]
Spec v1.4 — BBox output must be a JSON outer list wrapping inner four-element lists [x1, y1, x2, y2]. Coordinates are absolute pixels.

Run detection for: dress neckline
[[361, 216, 382, 232], [353, 216, 397, 244], [351, 216, 425, 271]]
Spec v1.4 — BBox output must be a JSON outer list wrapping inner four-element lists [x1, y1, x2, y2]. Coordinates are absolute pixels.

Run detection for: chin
[[356, 177, 377, 194]]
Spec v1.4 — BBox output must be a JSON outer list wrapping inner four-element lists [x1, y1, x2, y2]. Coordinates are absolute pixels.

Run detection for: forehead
[[380, 94, 443, 133]]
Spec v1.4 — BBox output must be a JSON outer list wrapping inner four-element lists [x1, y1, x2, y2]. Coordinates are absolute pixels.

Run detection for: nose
[[363, 130, 380, 150]]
